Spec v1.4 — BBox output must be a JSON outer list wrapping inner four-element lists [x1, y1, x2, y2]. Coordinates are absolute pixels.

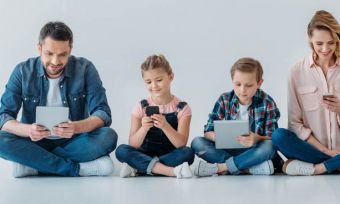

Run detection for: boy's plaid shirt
[[204, 89, 280, 137]]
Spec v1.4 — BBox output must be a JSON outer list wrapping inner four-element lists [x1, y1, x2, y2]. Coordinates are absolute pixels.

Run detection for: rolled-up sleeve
[[0, 65, 23, 129], [84, 62, 112, 126]]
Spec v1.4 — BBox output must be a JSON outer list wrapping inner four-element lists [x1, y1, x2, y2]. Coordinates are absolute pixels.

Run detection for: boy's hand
[[141, 116, 154, 132], [151, 114, 169, 129], [237, 132, 260, 147]]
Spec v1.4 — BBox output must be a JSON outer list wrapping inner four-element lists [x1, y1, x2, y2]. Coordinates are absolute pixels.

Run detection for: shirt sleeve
[[264, 99, 280, 137], [131, 103, 143, 119], [204, 95, 226, 133], [177, 104, 192, 121], [0, 65, 23, 129], [84, 62, 112, 126], [287, 66, 312, 140]]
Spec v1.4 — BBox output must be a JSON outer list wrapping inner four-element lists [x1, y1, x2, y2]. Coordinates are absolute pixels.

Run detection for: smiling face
[[38, 37, 72, 79], [232, 70, 263, 105], [142, 68, 173, 99], [309, 29, 337, 62]]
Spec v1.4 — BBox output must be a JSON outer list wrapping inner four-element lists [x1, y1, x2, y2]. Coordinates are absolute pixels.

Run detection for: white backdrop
[[0, 0, 339, 145]]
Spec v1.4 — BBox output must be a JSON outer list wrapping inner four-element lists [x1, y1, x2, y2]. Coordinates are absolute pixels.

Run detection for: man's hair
[[39, 21, 73, 48], [230, 57, 263, 82]]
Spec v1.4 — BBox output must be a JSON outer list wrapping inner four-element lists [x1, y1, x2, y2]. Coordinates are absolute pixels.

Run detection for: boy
[[191, 57, 280, 176]]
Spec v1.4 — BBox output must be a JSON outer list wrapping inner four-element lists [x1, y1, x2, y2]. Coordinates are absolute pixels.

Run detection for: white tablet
[[214, 120, 249, 149], [35, 106, 69, 139]]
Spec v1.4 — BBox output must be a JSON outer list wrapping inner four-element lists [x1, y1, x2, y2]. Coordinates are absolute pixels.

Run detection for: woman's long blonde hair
[[308, 10, 340, 59]]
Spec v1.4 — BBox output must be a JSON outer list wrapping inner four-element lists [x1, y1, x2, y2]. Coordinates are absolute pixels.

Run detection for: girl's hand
[[151, 114, 169, 129], [141, 116, 154, 131], [236, 132, 260, 148], [323, 96, 340, 114]]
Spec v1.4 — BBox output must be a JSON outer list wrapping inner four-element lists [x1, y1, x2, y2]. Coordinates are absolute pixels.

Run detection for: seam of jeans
[[75, 163, 80, 177], [147, 156, 159, 175], [226, 157, 240, 174]]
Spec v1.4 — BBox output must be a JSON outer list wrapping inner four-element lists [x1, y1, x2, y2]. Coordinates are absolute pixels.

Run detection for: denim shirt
[[0, 56, 112, 128]]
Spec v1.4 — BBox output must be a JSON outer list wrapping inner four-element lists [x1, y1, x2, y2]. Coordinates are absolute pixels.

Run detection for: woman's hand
[[323, 96, 340, 114], [323, 149, 340, 157]]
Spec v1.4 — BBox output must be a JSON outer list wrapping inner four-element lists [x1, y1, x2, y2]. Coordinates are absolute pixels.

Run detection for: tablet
[[35, 106, 69, 139], [214, 120, 249, 149]]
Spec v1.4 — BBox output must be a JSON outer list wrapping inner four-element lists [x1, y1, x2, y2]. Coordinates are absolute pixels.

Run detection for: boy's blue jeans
[[0, 127, 117, 176], [191, 137, 275, 174], [272, 128, 340, 173]]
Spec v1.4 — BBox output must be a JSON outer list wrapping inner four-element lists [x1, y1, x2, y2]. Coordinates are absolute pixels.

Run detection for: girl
[[115, 54, 194, 178], [272, 10, 340, 175]]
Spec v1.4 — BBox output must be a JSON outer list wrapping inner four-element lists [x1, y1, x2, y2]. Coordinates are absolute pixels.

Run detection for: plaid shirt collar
[[229, 89, 262, 120]]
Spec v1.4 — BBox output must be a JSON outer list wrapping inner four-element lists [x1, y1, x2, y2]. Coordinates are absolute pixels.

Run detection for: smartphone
[[323, 93, 335, 100], [146, 106, 160, 117]]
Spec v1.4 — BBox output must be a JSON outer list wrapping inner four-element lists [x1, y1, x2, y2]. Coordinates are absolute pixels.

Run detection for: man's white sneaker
[[194, 160, 218, 177], [249, 160, 274, 175], [283, 160, 315, 176], [120, 163, 137, 178], [79, 156, 114, 176], [173, 162, 192, 179], [12, 162, 38, 178]]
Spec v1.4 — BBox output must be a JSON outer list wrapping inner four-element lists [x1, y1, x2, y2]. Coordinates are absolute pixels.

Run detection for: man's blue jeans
[[272, 128, 340, 173], [115, 144, 195, 174], [0, 127, 117, 176], [191, 137, 275, 174]]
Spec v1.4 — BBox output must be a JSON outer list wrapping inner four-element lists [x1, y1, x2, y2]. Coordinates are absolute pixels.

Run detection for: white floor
[[1, 159, 340, 204]]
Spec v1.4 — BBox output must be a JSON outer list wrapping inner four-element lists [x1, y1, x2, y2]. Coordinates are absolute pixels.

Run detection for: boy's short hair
[[230, 57, 263, 82]]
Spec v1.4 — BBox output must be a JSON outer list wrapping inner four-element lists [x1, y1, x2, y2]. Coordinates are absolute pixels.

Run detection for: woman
[[272, 10, 340, 175]]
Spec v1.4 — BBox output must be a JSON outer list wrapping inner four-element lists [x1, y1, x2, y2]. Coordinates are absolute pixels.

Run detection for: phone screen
[[146, 106, 160, 116], [323, 94, 335, 100]]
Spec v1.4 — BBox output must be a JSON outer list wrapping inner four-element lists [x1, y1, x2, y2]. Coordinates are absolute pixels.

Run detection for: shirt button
[[63, 101, 66, 104], [74, 98, 77, 101], [60, 85, 63, 88]]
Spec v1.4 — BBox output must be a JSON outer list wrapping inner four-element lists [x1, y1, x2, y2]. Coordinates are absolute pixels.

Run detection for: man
[[0, 21, 117, 177]]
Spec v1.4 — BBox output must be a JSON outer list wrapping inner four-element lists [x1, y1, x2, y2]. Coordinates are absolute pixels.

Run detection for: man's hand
[[236, 132, 261, 148], [52, 121, 77, 138], [28, 124, 50, 141]]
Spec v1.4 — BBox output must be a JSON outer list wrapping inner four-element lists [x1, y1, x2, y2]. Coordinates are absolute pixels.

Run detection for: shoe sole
[[282, 159, 293, 174]]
